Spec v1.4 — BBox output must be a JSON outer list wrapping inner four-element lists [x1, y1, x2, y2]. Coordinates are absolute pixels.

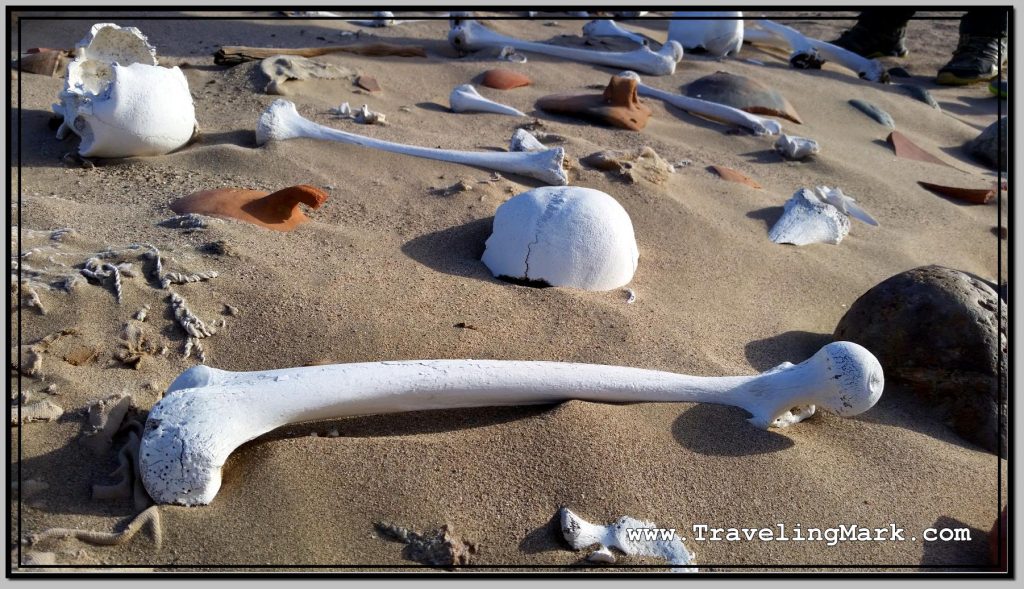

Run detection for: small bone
[[560, 508, 696, 571], [449, 19, 683, 76], [331, 102, 352, 117], [257, 99, 568, 185], [617, 71, 782, 136], [583, 19, 648, 46], [450, 84, 526, 117], [140, 341, 883, 504], [13, 400, 64, 425], [509, 129, 546, 152], [774, 134, 819, 160], [747, 21, 889, 83], [354, 104, 386, 125]]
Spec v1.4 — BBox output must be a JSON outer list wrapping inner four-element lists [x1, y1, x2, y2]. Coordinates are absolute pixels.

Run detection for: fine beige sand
[[10, 10, 1008, 572]]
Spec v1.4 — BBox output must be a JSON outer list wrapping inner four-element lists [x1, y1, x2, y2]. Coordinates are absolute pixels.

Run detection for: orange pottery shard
[[356, 75, 381, 92], [887, 131, 955, 168], [170, 185, 328, 232], [481, 68, 531, 90], [686, 72, 802, 124], [708, 165, 763, 189], [917, 181, 995, 205], [536, 75, 652, 131]]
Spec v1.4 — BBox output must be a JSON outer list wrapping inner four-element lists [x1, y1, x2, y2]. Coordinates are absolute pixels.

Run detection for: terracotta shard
[[917, 181, 995, 205], [708, 165, 763, 189], [887, 131, 955, 169], [170, 185, 328, 232], [356, 75, 381, 92], [481, 68, 531, 90], [685, 71, 802, 124], [536, 75, 652, 131]]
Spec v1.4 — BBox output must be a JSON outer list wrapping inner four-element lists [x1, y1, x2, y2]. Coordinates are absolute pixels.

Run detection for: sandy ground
[[8, 10, 1008, 573]]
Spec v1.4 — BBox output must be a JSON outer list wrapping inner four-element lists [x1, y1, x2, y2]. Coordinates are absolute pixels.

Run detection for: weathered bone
[[449, 19, 683, 76], [449, 84, 527, 116], [509, 128, 546, 152], [256, 99, 567, 185], [747, 21, 888, 83], [583, 19, 648, 46], [667, 11, 744, 57], [560, 508, 696, 571], [617, 71, 782, 136], [140, 342, 883, 505]]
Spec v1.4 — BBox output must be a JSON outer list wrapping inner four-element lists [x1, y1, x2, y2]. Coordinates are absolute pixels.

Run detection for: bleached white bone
[[617, 71, 782, 136], [774, 134, 819, 159], [583, 19, 648, 46], [349, 11, 429, 27], [256, 99, 567, 185], [748, 21, 888, 83], [139, 341, 883, 505], [667, 11, 744, 57], [560, 508, 696, 571], [449, 19, 683, 76], [819, 186, 877, 226], [509, 128, 546, 152], [449, 84, 527, 117]]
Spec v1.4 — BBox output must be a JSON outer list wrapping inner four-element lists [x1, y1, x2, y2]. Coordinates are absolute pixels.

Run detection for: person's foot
[[830, 24, 909, 58], [936, 34, 1007, 85]]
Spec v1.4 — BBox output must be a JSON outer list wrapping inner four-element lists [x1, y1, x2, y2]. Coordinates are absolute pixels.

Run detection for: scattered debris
[[581, 147, 673, 184], [624, 288, 637, 304], [375, 522, 478, 568], [12, 400, 64, 425]]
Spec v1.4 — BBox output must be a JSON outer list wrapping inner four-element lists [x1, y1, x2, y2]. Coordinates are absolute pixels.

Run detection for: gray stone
[[967, 117, 1007, 172], [834, 265, 1007, 455]]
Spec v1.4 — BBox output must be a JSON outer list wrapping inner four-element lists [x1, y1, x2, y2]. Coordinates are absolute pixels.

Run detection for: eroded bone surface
[[769, 187, 852, 246], [449, 84, 526, 116], [774, 134, 819, 159], [559, 508, 696, 571], [668, 11, 744, 57], [257, 99, 568, 185], [259, 55, 354, 95], [53, 23, 196, 158], [140, 341, 883, 504], [482, 186, 639, 290], [449, 19, 683, 76]]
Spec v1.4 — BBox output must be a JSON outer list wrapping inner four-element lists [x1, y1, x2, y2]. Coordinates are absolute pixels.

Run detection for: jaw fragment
[[449, 19, 683, 76], [668, 11, 744, 57], [140, 341, 883, 505], [582, 19, 649, 46], [747, 21, 889, 83], [559, 508, 696, 572], [449, 84, 527, 116], [617, 71, 782, 136], [256, 99, 568, 185]]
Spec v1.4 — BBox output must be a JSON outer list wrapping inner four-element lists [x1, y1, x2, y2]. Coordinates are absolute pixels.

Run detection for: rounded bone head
[[812, 341, 884, 416], [256, 99, 302, 145], [482, 186, 639, 291]]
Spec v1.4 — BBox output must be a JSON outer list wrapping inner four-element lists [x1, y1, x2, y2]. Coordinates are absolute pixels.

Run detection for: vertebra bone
[[140, 342, 883, 505], [617, 71, 782, 136], [449, 84, 526, 117], [449, 18, 683, 76], [256, 99, 567, 185]]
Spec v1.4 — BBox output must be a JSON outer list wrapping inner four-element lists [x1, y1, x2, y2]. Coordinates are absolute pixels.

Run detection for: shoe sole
[[937, 71, 998, 85]]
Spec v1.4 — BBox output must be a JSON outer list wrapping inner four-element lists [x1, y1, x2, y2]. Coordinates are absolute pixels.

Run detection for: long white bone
[[449, 19, 683, 76], [747, 21, 888, 83], [256, 99, 567, 185], [583, 19, 649, 46], [618, 71, 782, 136], [449, 84, 527, 117], [140, 341, 883, 505]]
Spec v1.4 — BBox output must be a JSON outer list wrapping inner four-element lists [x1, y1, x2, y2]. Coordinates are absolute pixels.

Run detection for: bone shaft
[[636, 84, 772, 133]]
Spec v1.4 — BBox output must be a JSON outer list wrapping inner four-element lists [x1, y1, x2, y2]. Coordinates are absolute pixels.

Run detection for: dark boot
[[830, 24, 909, 58], [937, 34, 1007, 85]]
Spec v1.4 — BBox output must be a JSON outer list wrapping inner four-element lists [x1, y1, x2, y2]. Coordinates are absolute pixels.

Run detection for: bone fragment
[[13, 400, 64, 425], [560, 508, 696, 571], [774, 134, 819, 160], [449, 84, 526, 117], [747, 21, 889, 83]]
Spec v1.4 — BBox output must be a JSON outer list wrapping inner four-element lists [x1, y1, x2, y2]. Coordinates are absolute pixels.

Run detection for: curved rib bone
[[256, 99, 567, 185], [449, 19, 683, 76], [748, 21, 888, 83], [583, 19, 649, 46], [140, 341, 883, 505], [618, 71, 782, 136], [449, 84, 527, 116]]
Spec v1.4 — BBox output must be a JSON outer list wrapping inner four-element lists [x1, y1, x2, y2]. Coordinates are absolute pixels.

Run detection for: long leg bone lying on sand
[[745, 20, 889, 83], [256, 99, 568, 185], [617, 71, 782, 136], [140, 341, 883, 505], [448, 18, 683, 76]]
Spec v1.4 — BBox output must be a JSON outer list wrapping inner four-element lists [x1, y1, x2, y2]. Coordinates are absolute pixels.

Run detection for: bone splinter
[[140, 342, 883, 505]]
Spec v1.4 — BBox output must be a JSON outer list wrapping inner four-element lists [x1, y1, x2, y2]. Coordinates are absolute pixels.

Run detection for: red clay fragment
[[170, 185, 328, 231], [887, 131, 955, 168], [481, 68, 531, 90], [917, 181, 995, 205], [536, 75, 652, 131], [356, 75, 381, 92], [708, 165, 763, 189]]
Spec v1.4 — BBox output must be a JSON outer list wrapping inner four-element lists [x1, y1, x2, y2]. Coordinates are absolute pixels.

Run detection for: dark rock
[[834, 265, 1007, 455], [888, 66, 912, 78], [967, 117, 1008, 171], [849, 99, 895, 128], [897, 83, 940, 110]]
